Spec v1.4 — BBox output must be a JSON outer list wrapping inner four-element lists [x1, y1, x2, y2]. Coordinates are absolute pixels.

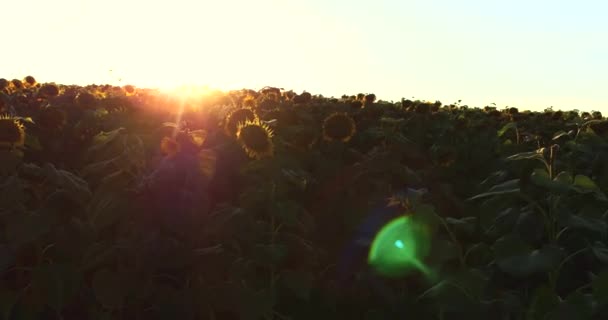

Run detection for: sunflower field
[[1, 76, 608, 319]]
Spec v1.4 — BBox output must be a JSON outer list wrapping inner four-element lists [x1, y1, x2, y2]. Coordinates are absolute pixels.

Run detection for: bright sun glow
[[159, 85, 216, 100]]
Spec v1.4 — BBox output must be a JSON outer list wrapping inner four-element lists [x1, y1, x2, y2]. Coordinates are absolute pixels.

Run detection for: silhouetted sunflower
[[24, 76, 36, 87], [39, 83, 60, 98], [124, 85, 136, 96], [11, 79, 23, 90], [0, 79, 8, 90], [0, 115, 26, 148], [322, 112, 356, 142], [224, 107, 258, 137], [236, 119, 274, 159]]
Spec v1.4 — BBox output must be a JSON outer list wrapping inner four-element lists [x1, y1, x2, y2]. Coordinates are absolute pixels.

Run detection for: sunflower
[[11, 79, 23, 90], [0, 114, 26, 149], [224, 107, 258, 137], [0, 79, 8, 90], [124, 85, 136, 96], [75, 91, 97, 108], [23, 76, 36, 87], [236, 119, 274, 160], [322, 112, 356, 142], [39, 83, 60, 98]]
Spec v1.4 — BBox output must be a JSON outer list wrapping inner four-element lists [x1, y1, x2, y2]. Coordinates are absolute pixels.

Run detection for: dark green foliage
[[0, 78, 606, 319]]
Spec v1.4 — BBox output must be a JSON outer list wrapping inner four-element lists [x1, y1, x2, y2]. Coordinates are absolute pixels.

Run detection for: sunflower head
[[322, 112, 356, 142], [11, 79, 23, 90], [124, 85, 136, 95], [236, 119, 274, 160], [364, 93, 376, 105], [224, 107, 258, 137], [350, 100, 363, 109], [38, 83, 60, 98], [283, 90, 296, 101], [593, 111, 603, 120], [0, 114, 26, 149], [24, 76, 36, 87], [0, 79, 8, 90], [75, 91, 97, 108]]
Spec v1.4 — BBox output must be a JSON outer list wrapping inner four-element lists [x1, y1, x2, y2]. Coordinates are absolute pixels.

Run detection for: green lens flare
[[368, 216, 432, 278], [394, 240, 404, 249]]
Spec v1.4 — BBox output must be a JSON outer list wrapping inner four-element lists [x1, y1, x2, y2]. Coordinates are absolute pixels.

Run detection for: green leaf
[[493, 235, 564, 277], [468, 179, 520, 200], [282, 168, 309, 191], [479, 170, 509, 189], [0, 289, 17, 320], [592, 270, 608, 305], [558, 213, 607, 236], [0, 151, 22, 177], [253, 244, 287, 266], [426, 238, 460, 266], [505, 151, 545, 162], [43, 164, 92, 204], [271, 201, 300, 227], [14, 116, 34, 124], [548, 291, 594, 320], [514, 210, 545, 244], [4, 212, 52, 247], [417, 278, 478, 312], [554, 171, 573, 185], [464, 243, 493, 267], [88, 187, 129, 229], [591, 242, 608, 264], [24, 134, 42, 151], [236, 287, 276, 320], [0, 245, 15, 274], [92, 269, 129, 309], [445, 217, 477, 238], [30, 264, 82, 311], [531, 169, 571, 193], [160, 122, 178, 129], [527, 285, 560, 320], [552, 130, 570, 141], [281, 269, 314, 300], [572, 175, 599, 191], [530, 169, 554, 190], [492, 207, 520, 234], [409, 204, 441, 235], [570, 175, 608, 201], [197, 149, 218, 181], [189, 129, 208, 147], [497, 122, 517, 137]]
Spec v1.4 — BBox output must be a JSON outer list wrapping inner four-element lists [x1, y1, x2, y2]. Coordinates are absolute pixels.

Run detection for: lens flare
[[368, 216, 432, 278]]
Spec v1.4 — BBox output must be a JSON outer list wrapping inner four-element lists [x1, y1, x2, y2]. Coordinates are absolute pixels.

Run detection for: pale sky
[[2, 0, 607, 112]]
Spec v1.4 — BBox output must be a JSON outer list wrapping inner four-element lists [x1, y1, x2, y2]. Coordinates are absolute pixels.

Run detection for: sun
[[159, 84, 216, 101]]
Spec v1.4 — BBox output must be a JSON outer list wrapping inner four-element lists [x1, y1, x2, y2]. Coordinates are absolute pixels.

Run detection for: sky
[[2, 0, 607, 112]]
